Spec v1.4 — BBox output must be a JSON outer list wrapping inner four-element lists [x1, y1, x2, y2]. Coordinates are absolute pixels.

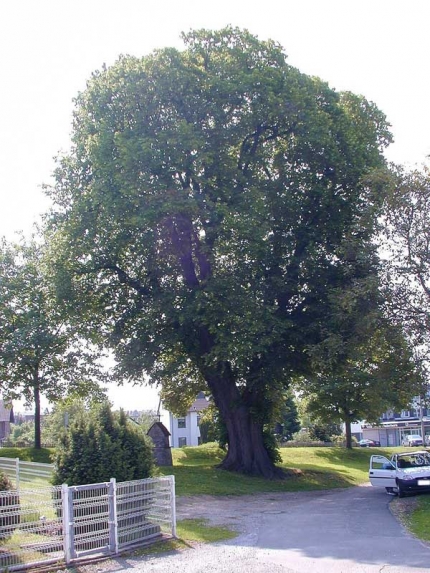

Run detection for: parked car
[[402, 435, 423, 447], [369, 451, 430, 497], [358, 439, 380, 447]]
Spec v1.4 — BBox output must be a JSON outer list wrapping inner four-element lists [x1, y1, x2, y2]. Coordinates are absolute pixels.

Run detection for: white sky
[[1, 0, 429, 410]]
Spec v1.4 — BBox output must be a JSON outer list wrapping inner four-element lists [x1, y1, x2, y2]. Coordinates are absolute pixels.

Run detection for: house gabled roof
[[0, 400, 14, 423], [188, 393, 210, 413]]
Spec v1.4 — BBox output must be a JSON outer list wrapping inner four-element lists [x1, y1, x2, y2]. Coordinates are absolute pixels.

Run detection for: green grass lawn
[[4, 443, 429, 547], [394, 495, 430, 542], [158, 443, 398, 496], [0, 443, 401, 497]]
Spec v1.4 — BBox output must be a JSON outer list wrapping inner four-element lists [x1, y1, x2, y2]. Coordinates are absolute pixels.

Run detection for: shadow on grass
[[172, 445, 225, 466], [160, 462, 354, 496], [311, 446, 392, 468]]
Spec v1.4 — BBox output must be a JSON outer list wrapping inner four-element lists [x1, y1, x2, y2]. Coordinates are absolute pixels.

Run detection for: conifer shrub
[[52, 402, 154, 486]]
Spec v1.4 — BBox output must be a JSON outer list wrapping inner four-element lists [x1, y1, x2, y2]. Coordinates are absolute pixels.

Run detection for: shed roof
[[147, 421, 171, 437]]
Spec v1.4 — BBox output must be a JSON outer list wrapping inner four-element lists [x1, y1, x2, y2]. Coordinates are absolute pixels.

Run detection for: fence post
[[15, 458, 19, 491], [170, 475, 177, 538], [108, 478, 118, 554], [62, 483, 74, 564]]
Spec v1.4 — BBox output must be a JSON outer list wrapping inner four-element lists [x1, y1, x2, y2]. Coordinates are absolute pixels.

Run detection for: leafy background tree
[[8, 419, 36, 447], [136, 409, 159, 432], [301, 324, 419, 448], [272, 394, 301, 442], [308, 422, 342, 443], [46, 27, 392, 477], [0, 236, 109, 448], [198, 404, 222, 445], [381, 165, 430, 393]]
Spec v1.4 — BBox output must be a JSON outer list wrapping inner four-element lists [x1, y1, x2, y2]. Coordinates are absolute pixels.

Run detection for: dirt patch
[[175, 490, 338, 536]]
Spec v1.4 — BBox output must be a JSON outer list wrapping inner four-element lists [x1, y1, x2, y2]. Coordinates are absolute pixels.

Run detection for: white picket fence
[[0, 457, 54, 489], [0, 475, 176, 571]]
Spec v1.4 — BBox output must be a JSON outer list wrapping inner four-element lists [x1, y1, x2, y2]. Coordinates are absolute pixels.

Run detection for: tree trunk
[[220, 406, 284, 478], [34, 378, 41, 449], [171, 224, 285, 478], [344, 418, 352, 449], [204, 368, 285, 479]]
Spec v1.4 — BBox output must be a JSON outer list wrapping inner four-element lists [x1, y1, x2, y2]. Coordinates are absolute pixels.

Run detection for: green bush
[[0, 471, 13, 492], [52, 402, 154, 486], [263, 430, 282, 464]]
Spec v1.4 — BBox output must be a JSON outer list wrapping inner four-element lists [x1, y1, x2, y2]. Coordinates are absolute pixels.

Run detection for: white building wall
[[163, 411, 201, 447], [189, 411, 201, 446]]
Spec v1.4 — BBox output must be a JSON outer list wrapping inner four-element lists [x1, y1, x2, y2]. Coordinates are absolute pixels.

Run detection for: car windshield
[[396, 452, 430, 468]]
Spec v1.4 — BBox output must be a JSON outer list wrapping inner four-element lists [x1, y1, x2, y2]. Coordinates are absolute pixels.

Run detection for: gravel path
[[55, 488, 430, 573]]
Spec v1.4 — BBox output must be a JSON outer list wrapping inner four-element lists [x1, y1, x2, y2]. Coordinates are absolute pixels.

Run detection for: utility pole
[[419, 396, 426, 444]]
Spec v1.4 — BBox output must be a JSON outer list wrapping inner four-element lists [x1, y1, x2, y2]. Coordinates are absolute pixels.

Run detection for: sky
[[1, 0, 429, 411]]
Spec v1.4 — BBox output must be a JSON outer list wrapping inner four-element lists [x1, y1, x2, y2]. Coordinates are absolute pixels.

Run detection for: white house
[[162, 392, 209, 448]]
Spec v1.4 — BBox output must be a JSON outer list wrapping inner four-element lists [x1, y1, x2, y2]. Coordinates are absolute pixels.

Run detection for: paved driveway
[[252, 485, 430, 572], [76, 485, 430, 573]]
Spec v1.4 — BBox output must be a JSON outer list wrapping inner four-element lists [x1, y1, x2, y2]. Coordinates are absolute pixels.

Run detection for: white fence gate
[[0, 476, 176, 571], [0, 457, 54, 489]]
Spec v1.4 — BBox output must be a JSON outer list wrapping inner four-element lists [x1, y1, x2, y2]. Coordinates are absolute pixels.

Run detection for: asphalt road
[[77, 485, 430, 573], [253, 485, 430, 572]]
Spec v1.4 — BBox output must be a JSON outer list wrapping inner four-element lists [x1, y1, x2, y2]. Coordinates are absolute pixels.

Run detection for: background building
[[162, 392, 209, 447], [0, 400, 14, 442]]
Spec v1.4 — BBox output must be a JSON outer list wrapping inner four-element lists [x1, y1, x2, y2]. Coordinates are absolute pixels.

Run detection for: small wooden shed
[[147, 422, 173, 466]]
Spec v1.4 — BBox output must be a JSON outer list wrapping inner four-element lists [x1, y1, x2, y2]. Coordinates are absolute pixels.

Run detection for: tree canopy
[[381, 165, 430, 384], [0, 237, 108, 448], [47, 27, 393, 477], [300, 256, 420, 447]]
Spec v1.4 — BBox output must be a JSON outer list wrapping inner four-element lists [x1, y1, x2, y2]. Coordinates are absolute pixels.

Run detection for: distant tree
[[47, 27, 392, 477], [273, 394, 300, 441], [198, 403, 225, 445], [0, 237, 109, 448], [9, 420, 35, 446], [52, 401, 154, 485], [137, 409, 159, 432], [308, 422, 341, 443], [302, 324, 420, 448], [42, 396, 107, 446], [381, 165, 430, 381], [296, 256, 422, 449]]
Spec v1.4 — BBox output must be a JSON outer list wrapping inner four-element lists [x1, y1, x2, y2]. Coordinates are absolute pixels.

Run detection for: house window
[[177, 418, 186, 429], [178, 437, 187, 447], [401, 410, 410, 418]]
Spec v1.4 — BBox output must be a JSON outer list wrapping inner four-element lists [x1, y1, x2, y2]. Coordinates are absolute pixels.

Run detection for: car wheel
[[385, 487, 396, 495], [396, 482, 406, 498]]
